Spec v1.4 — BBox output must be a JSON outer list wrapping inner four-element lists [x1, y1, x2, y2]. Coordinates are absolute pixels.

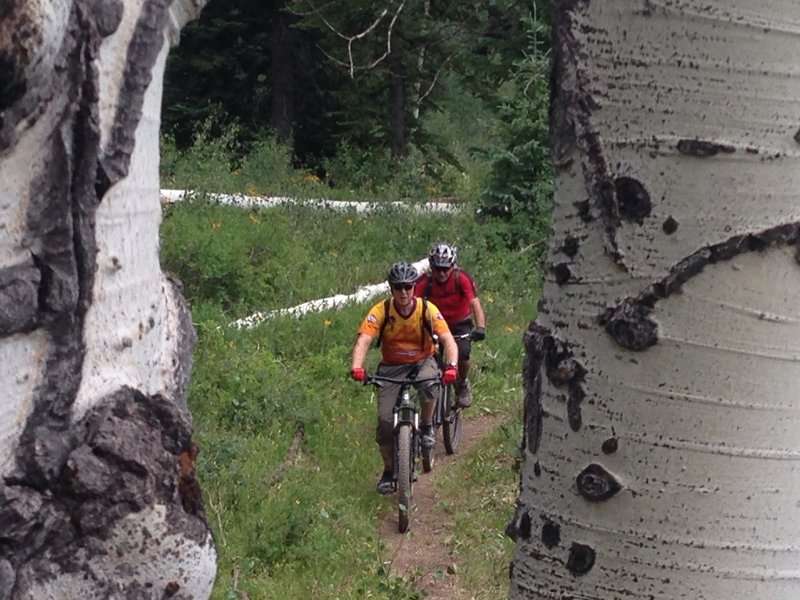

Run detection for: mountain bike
[[365, 372, 440, 533]]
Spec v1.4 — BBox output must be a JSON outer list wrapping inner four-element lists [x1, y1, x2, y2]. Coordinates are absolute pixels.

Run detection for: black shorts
[[449, 318, 473, 361]]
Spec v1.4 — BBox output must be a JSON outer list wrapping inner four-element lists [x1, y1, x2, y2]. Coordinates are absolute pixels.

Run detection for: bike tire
[[396, 424, 414, 533], [442, 383, 462, 454]]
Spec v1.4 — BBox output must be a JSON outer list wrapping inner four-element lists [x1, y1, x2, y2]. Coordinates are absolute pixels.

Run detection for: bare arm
[[470, 297, 486, 330], [351, 332, 374, 370], [437, 331, 459, 366]]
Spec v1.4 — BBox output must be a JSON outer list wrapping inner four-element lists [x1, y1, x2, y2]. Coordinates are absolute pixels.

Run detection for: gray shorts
[[375, 357, 440, 446]]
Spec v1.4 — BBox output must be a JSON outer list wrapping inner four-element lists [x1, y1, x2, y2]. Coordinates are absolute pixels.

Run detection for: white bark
[[0, 1, 214, 598], [229, 257, 431, 329], [510, 1, 800, 598], [160, 188, 460, 214]]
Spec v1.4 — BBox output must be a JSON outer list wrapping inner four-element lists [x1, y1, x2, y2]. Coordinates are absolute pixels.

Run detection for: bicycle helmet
[[387, 262, 419, 285], [428, 242, 457, 268]]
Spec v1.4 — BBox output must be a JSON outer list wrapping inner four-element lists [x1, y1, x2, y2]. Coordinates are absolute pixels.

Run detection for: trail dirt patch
[[378, 413, 508, 599]]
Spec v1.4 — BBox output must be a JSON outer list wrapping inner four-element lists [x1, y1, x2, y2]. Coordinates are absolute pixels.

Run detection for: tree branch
[[298, 0, 406, 78], [417, 54, 453, 106]]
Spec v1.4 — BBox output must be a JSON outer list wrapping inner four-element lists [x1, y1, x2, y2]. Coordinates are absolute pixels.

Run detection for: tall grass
[[161, 112, 543, 600], [160, 173, 544, 599]]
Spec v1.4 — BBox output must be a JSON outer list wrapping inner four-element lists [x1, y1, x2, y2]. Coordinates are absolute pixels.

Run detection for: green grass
[[160, 196, 543, 599]]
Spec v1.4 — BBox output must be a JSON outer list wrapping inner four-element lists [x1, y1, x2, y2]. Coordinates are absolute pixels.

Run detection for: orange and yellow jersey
[[358, 297, 451, 364]]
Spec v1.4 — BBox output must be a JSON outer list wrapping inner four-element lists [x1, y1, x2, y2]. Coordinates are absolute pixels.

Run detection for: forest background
[[159, 1, 554, 597]]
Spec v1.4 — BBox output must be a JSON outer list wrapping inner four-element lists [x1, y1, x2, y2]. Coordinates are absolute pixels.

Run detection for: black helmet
[[387, 262, 419, 285], [429, 242, 457, 268]]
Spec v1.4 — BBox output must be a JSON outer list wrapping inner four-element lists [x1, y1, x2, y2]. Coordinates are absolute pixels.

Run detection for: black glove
[[470, 327, 486, 342]]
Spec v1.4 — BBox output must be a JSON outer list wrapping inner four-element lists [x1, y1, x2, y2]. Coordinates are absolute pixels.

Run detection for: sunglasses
[[392, 284, 413, 291], [432, 266, 452, 272]]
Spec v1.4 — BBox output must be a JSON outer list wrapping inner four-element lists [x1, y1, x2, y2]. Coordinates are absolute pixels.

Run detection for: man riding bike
[[350, 261, 459, 494], [414, 242, 486, 408]]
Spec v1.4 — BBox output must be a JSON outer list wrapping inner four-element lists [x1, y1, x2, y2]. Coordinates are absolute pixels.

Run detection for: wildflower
[[486, 293, 494, 304], [249, 214, 260, 224], [211, 221, 221, 229], [505, 326, 515, 333], [324, 319, 332, 327], [346, 219, 353, 225]]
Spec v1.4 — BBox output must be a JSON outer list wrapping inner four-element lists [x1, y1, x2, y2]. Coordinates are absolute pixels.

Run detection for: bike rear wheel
[[396, 424, 414, 533], [442, 384, 462, 454]]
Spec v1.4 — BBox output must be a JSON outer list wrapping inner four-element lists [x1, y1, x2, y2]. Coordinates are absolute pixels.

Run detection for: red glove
[[442, 366, 458, 385], [350, 367, 366, 382]]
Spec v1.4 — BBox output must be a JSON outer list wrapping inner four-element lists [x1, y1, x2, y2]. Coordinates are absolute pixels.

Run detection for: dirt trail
[[378, 413, 507, 599]]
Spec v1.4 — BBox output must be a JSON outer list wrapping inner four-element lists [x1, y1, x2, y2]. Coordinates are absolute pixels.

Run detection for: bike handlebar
[[433, 332, 470, 342], [365, 374, 440, 387]]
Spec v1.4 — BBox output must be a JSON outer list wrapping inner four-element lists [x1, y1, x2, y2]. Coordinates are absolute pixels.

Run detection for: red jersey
[[414, 269, 477, 324]]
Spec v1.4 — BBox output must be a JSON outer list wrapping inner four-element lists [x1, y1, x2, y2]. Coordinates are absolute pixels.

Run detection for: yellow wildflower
[[324, 319, 332, 327], [211, 221, 221, 229]]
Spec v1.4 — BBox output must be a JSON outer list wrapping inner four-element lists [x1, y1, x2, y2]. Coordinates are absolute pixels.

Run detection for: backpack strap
[[375, 298, 391, 348], [420, 299, 433, 349], [453, 267, 463, 295]]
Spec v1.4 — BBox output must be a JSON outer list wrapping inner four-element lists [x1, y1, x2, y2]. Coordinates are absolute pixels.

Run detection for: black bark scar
[[97, 0, 171, 194], [551, 0, 626, 267], [16, 2, 104, 488], [677, 138, 736, 157], [576, 463, 622, 502], [506, 503, 531, 542], [524, 322, 589, 436], [522, 323, 548, 454], [600, 222, 800, 350], [566, 542, 596, 575], [1, 388, 204, 567]]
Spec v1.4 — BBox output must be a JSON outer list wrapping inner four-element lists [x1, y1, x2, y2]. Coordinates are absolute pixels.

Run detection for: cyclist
[[350, 261, 459, 494], [415, 242, 486, 408]]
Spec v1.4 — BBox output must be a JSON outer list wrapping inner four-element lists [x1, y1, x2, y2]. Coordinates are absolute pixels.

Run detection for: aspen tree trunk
[[0, 1, 215, 598], [509, 1, 800, 598]]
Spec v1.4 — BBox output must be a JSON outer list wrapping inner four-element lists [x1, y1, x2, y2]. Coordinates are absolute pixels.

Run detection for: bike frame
[[365, 374, 439, 482]]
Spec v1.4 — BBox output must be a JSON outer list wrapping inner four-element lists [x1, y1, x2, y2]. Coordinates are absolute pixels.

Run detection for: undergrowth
[[161, 190, 544, 598]]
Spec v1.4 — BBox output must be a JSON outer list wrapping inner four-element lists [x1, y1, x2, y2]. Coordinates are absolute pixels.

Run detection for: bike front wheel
[[442, 383, 462, 454], [396, 424, 414, 533]]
